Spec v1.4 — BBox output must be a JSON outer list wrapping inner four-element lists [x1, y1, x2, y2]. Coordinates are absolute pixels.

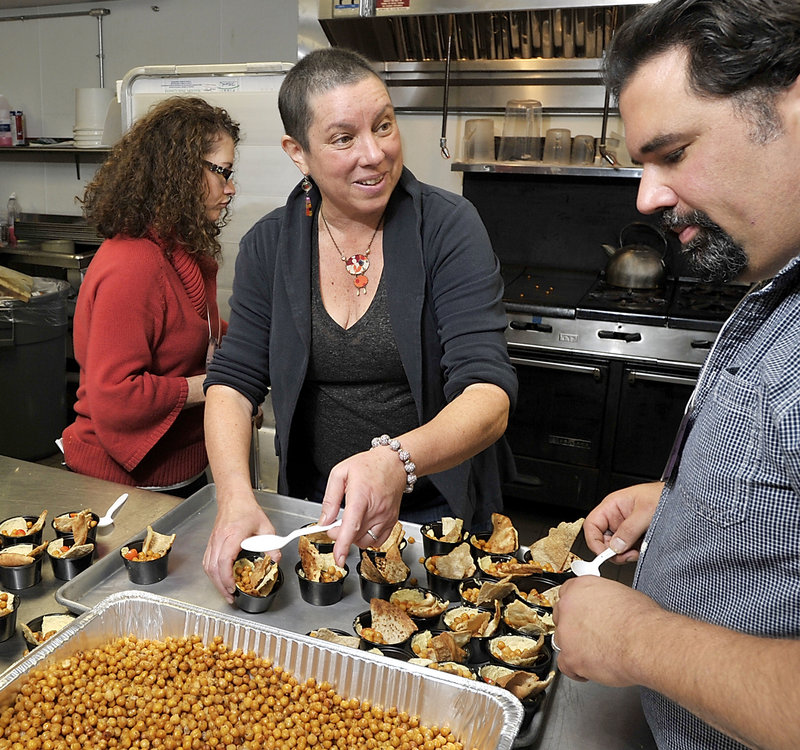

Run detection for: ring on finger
[[366, 528, 379, 542], [551, 633, 561, 653]]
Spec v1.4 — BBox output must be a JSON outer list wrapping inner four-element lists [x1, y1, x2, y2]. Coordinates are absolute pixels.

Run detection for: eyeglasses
[[203, 160, 234, 182]]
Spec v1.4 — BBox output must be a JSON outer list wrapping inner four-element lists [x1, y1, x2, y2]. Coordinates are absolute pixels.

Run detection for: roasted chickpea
[[0, 636, 474, 750]]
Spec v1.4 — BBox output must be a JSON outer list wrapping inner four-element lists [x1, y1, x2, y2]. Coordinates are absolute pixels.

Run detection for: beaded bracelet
[[371, 434, 417, 494]]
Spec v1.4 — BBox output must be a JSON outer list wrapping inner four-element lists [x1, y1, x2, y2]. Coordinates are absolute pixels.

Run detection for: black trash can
[[0, 278, 70, 460]]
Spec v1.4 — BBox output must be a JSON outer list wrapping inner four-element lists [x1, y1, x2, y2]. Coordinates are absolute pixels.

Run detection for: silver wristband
[[371, 434, 417, 494]]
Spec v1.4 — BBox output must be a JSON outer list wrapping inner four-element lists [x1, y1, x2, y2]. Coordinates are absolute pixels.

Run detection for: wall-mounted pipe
[[0, 8, 111, 87], [89, 8, 110, 87]]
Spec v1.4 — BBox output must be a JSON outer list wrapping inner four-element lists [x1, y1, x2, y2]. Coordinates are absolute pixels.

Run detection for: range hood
[[314, 1, 653, 114], [318, 1, 647, 63]]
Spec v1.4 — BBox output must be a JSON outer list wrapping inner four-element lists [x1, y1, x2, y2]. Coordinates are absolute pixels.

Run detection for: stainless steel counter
[[0, 455, 185, 670], [0, 455, 656, 750]]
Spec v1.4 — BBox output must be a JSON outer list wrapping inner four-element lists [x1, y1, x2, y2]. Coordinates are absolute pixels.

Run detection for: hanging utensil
[[598, 84, 619, 168], [439, 14, 454, 159], [598, 6, 620, 168]]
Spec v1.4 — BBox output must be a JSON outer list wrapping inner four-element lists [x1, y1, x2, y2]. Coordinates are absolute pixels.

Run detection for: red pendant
[[344, 254, 370, 295], [345, 254, 370, 275]]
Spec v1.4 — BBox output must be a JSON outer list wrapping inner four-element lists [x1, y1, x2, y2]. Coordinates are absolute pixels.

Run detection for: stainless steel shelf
[[452, 161, 642, 178], [0, 145, 110, 153], [0, 244, 97, 270], [0, 145, 110, 179]]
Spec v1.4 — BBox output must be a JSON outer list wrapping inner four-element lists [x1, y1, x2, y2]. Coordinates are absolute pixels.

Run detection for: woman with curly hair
[[62, 96, 239, 496]]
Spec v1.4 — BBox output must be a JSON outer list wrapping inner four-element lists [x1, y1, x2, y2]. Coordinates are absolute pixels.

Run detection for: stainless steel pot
[[602, 222, 668, 290]]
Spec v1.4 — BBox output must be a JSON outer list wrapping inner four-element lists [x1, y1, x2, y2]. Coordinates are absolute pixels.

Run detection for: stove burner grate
[[671, 281, 750, 320], [585, 288, 668, 308]]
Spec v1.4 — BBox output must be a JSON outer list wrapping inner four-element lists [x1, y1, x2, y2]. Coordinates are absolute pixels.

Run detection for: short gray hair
[[279, 47, 384, 151]]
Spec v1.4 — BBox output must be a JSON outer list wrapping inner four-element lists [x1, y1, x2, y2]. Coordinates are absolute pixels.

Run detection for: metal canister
[[11, 111, 25, 146]]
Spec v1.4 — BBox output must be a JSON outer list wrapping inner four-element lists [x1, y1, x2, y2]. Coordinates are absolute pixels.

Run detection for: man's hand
[[583, 482, 664, 563]]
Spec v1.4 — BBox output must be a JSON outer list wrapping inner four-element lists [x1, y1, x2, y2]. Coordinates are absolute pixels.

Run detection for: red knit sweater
[[62, 236, 226, 487]]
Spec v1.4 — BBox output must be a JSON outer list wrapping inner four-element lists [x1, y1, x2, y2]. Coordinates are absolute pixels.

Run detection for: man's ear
[[281, 135, 308, 175], [784, 74, 800, 128]]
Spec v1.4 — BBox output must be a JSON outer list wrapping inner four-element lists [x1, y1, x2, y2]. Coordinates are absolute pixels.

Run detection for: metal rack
[[452, 161, 641, 177], [0, 145, 110, 179]]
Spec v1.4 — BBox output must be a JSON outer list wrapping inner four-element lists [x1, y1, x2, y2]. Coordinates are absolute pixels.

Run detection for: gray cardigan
[[206, 168, 517, 527]]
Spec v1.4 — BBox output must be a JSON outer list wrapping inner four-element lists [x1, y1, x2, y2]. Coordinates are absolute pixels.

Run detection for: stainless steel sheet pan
[[57, 485, 424, 633]]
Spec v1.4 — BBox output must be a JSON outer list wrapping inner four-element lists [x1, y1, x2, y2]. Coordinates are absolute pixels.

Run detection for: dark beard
[[661, 209, 748, 283]]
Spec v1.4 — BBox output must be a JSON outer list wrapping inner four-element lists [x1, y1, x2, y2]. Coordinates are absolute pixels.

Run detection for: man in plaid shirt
[[553, 2, 800, 749]]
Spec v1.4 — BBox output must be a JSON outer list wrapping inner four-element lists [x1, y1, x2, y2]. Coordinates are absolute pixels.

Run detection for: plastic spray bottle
[[0, 95, 12, 147], [7, 193, 18, 246]]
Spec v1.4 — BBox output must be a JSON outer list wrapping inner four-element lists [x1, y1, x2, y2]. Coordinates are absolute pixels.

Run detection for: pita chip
[[431, 542, 475, 579], [309, 628, 362, 649], [481, 666, 556, 700], [476, 576, 518, 606], [375, 551, 409, 584], [369, 521, 405, 557], [482, 513, 519, 554], [503, 599, 555, 636], [54, 509, 94, 546], [478, 556, 543, 578], [359, 551, 385, 583], [0, 510, 47, 537], [526, 518, 584, 572], [0, 516, 28, 536], [30, 510, 48, 534], [46, 539, 94, 560], [143, 526, 176, 557], [438, 517, 463, 543], [409, 658, 476, 679], [390, 588, 448, 618], [412, 630, 467, 663], [0, 552, 35, 567], [369, 598, 417, 644], [489, 634, 545, 667], [299, 536, 345, 582]]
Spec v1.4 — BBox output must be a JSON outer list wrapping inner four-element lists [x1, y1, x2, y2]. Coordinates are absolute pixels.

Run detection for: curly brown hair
[[81, 96, 240, 258]]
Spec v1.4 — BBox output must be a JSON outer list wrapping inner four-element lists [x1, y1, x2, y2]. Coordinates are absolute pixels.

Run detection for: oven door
[[610, 365, 697, 489], [505, 350, 610, 510]]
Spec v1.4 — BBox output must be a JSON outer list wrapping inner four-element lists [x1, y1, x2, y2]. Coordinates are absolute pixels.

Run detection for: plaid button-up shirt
[[635, 255, 800, 749]]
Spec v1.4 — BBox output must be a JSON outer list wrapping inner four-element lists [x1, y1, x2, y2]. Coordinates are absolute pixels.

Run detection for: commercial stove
[[500, 265, 750, 511], [502, 266, 748, 369]]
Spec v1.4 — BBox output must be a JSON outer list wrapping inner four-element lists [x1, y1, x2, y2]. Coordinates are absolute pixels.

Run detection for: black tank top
[[292, 228, 420, 478]]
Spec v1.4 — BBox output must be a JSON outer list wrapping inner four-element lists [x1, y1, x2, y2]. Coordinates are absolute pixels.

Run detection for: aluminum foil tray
[[0, 591, 522, 749]]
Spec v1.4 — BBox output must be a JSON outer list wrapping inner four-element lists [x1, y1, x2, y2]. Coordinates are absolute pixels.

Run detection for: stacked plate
[[74, 87, 114, 149], [73, 128, 105, 148]]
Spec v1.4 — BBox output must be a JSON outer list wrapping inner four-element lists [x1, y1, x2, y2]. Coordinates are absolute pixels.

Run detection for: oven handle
[[510, 356, 602, 381], [627, 370, 698, 387]]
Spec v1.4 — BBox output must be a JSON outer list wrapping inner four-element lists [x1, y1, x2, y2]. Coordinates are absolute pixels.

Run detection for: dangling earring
[[302, 175, 313, 217]]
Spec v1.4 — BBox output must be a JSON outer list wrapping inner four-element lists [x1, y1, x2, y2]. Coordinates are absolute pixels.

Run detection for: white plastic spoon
[[97, 492, 129, 528], [241, 519, 343, 553], [570, 546, 616, 576]]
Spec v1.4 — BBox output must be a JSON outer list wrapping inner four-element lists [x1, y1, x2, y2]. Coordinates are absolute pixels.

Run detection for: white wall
[[0, 0, 299, 212], [0, 0, 299, 315]]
